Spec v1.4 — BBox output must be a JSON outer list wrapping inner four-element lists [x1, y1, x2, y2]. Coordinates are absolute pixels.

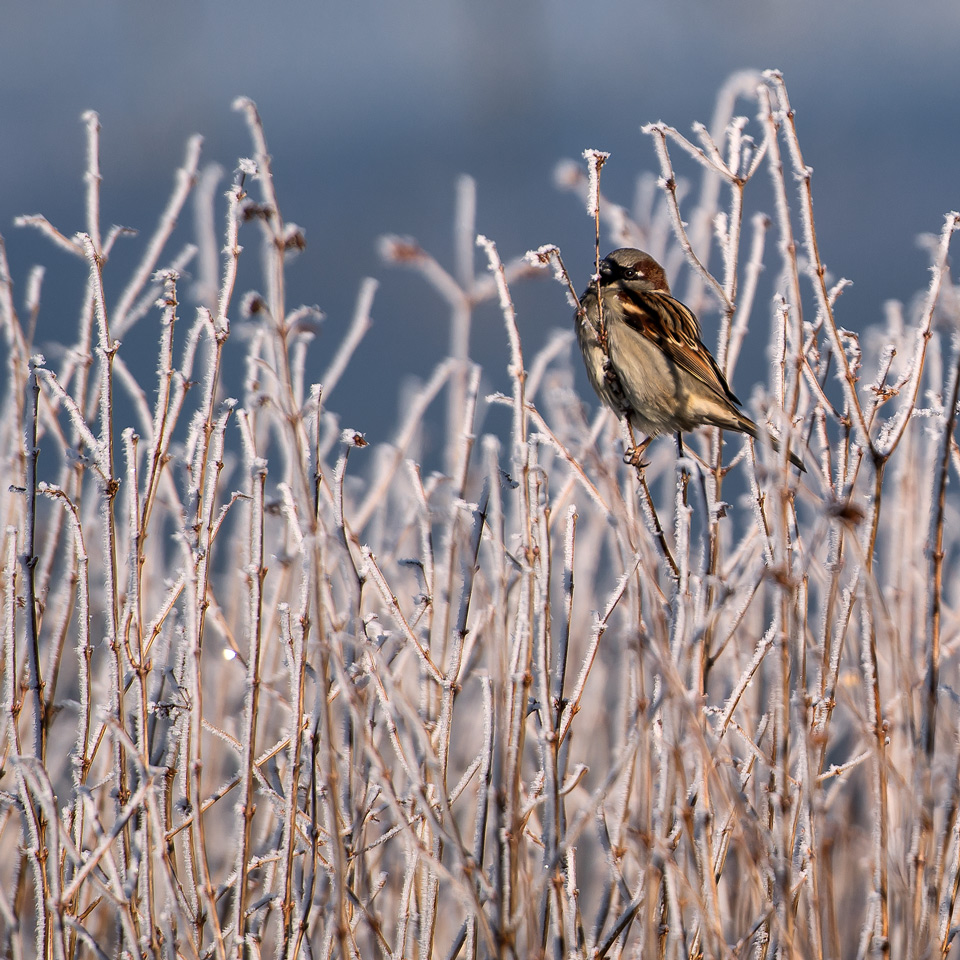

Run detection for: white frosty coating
[[9, 71, 960, 957], [772, 295, 788, 404], [672, 477, 692, 601], [643, 119, 730, 180], [340, 429, 367, 446], [282, 223, 305, 245], [523, 244, 563, 282], [320, 277, 376, 401], [581, 149, 610, 218], [152, 266, 180, 285], [475, 235, 512, 314], [562, 504, 577, 572], [14, 216, 84, 257], [523, 245, 579, 308], [827, 278, 853, 308], [478, 234, 528, 456], [351, 358, 457, 531], [35, 368, 98, 454], [24, 266, 44, 315], [691, 120, 728, 172], [557, 550, 641, 744], [452, 497, 480, 515], [525, 328, 575, 398], [240, 290, 267, 318], [361, 545, 443, 684], [876, 211, 960, 456], [81, 111, 102, 254], [377, 234, 423, 262], [718, 626, 777, 737], [112, 135, 203, 338], [237, 157, 258, 177], [868, 345, 897, 393], [817, 750, 872, 785], [523, 243, 558, 266]]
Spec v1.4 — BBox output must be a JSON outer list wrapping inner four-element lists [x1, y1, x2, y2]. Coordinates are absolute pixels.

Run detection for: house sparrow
[[576, 247, 804, 470]]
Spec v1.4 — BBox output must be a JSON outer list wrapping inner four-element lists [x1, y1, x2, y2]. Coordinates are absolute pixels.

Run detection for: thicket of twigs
[[1, 70, 960, 960]]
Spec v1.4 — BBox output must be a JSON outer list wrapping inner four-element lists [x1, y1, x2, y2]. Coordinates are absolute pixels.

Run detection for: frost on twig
[[582, 148, 610, 219], [3, 75, 960, 960]]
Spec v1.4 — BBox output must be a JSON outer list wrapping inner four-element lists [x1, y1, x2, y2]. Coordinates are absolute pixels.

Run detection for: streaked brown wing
[[615, 289, 741, 406]]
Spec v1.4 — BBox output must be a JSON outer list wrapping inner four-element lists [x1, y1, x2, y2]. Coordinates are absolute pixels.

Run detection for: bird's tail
[[737, 414, 806, 472]]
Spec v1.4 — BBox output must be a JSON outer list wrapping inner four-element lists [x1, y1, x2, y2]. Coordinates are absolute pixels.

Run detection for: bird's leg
[[623, 423, 652, 469]]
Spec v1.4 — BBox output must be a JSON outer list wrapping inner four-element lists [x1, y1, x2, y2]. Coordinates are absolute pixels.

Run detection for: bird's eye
[[623, 268, 637, 280]]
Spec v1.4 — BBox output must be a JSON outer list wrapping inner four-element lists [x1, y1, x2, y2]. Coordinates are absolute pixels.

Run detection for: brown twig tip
[[524, 244, 581, 310], [377, 234, 426, 264], [281, 224, 306, 251], [241, 291, 267, 316], [152, 267, 180, 284], [824, 497, 866, 527], [239, 199, 274, 222], [523, 244, 559, 267], [341, 429, 368, 448], [582, 148, 610, 166]]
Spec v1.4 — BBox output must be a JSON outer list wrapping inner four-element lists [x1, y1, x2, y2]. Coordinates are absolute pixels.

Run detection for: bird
[[575, 247, 804, 471]]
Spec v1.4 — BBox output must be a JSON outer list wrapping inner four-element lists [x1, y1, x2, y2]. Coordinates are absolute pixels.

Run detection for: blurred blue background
[[3, 0, 959, 440]]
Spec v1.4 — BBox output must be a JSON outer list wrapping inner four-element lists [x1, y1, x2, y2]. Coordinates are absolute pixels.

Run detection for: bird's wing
[[615, 289, 741, 407]]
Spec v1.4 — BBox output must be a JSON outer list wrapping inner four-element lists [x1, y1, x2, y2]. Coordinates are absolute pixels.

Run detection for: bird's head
[[598, 248, 670, 295]]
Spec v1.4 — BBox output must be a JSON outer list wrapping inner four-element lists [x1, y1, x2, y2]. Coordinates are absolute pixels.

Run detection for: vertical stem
[[21, 362, 43, 761], [233, 414, 268, 957], [916, 348, 960, 950]]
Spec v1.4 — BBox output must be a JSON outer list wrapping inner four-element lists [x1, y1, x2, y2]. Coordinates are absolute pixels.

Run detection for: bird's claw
[[623, 446, 649, 470]]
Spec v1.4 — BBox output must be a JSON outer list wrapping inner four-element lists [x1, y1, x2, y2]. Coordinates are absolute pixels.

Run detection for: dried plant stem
[[113, 136, 203, 336], [764, 74, 866, 449], [913, 345, 960, 951], [5, 78, 960, 960], [231, 415, 267, 956], [635, 466, 679, 582], [478, 233, 538, 947], [21, 363, 43, 761]]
